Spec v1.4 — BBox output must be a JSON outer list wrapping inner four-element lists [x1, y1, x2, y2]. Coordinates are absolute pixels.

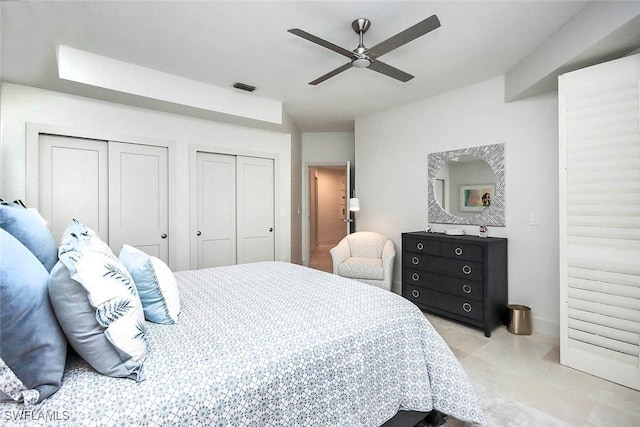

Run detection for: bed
[[1, 205, 485, 426]]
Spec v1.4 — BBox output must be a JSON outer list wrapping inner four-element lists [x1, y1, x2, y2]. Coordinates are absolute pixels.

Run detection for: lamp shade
[[349, 198, 360, 212]]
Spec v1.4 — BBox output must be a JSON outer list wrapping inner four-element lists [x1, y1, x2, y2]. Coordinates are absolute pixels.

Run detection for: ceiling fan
[[288, 15, 441, 85]]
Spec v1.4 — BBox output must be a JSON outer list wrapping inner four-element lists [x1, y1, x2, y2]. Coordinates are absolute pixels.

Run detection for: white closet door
[[237, 156, 275, 264], [109, 142, 169, 262], [38, 134, 109, 243], [559, 54, 640, 390], [195, 152, 237, 268]]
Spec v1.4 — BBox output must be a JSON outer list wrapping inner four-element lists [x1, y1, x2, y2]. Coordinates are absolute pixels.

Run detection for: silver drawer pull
[[412, 289, 420, 298], [417, 242, 424, 250], [412, 273, 420, 282], [462, 302, 472, 313], [455, 247, 463, 256], [462, 284, 472, 294], [462, 265, 472, 275], [412, 256, 419, 265]]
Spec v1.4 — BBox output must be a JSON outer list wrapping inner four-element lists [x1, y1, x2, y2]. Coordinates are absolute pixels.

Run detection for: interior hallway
[[308, 243, 335, 273]]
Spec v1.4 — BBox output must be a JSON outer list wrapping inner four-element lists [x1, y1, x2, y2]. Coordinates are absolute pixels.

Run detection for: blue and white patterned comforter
[[2, 262, 485, 426]]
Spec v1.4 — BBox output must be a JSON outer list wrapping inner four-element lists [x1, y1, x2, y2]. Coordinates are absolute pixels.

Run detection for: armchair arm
[[381, 239, 396, 285], [329, 238, 351, 274]]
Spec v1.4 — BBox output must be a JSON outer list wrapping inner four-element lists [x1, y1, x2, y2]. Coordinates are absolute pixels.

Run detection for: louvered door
[[559, 54, 640, 390]]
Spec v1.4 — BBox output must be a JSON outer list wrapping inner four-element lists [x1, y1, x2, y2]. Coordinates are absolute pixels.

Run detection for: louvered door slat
[[559, 54, 640, 390]]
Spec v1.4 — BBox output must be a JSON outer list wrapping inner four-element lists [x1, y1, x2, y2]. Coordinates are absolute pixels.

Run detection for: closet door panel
[[559, 54, 640, 390], [237, 156, 275, 264], [38, 134, 109, 243], [109, 142, 169, 262], [196, 152, 236, 268]]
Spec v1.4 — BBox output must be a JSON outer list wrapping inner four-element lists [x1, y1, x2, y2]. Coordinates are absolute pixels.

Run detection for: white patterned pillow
[[119, 244, 180, 325], [50, 219, 148, 381]]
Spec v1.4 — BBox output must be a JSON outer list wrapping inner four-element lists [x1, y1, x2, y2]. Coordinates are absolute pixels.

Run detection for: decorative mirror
[[428, 143, 505, 226]]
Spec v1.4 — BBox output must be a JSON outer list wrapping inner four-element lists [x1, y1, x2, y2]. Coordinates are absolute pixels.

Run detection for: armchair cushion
[[338, 257, 384, 281]]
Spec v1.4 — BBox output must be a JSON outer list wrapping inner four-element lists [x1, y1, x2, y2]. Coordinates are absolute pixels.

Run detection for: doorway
[[308, 164, 351, 272]]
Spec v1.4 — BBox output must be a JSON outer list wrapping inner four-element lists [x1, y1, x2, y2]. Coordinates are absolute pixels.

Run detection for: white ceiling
[[1, 1, 637, 132]]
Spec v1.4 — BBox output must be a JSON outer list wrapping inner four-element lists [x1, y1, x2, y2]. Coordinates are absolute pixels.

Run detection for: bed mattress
[[2, 261, 485, 426]]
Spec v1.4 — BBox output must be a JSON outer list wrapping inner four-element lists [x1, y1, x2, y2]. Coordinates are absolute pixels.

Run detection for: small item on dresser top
[[444, 228, 465, 236], [479, 225, 488, 238], [425, 225, 433, 233]]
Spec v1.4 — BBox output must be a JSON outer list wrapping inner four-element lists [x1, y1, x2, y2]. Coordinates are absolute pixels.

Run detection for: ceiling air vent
[[233, 82, 256, 92]]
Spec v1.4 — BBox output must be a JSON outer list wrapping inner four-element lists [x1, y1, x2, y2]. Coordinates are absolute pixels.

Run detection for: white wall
[[0, 83, 292, 272], [355, 76, 560, 337], [283, 111, 303, 265], [300, 132, 355, 264]]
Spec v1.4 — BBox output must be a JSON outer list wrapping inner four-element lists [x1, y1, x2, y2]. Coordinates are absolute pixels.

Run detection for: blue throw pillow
[[0, 228, 67, 404], [119, 244, 181, 324], [0, 202, 58, 272]]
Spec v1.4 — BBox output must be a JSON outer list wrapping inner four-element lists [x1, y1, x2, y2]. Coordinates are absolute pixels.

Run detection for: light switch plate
[[529, 213, 540, 226]]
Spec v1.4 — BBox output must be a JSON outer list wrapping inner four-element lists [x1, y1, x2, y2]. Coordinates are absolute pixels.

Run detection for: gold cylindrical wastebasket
[[507, 304, 532, 335]]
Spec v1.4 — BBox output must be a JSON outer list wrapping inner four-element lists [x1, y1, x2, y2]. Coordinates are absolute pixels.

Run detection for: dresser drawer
[[404, 253, 483, 282], [440, 242, 483, 262], [403, 284, 483, 322], [404, 237, 439, 256], [404, 269, 483, 302]]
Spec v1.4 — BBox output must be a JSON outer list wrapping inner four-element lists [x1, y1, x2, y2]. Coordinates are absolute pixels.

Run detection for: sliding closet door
[[236, 156, 275, 264], [38, 135, 169, 262], [195, 152, 237, 268], [109, 142, 169, 262], [193, 153, 275, 267], [38, 134, 109, 243], [559, 54, 640, 390]]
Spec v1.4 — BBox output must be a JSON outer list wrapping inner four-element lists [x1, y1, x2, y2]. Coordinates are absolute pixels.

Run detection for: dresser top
[[403, 231, 507, 243]]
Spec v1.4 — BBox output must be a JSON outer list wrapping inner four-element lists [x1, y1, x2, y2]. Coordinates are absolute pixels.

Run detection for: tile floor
[[307, 248, 640, 427], [427, 314, 640, 426]]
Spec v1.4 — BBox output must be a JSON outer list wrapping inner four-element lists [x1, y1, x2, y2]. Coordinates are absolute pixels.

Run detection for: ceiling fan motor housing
[[351, 18, 372, 68]]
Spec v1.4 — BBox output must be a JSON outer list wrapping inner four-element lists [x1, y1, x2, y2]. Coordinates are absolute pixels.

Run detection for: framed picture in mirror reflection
[[460, 184, 495, 212]]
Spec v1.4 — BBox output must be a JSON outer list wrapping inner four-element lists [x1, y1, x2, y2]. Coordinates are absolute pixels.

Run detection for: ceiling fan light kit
[[352, 58, 371, 68], [288, 15, 440, 85]]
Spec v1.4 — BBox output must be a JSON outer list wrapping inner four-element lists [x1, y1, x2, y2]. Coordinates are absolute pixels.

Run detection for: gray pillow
[[0, 202, 58, 272], [48, 261, 143, 379], [48, 219, 148, 381], [0, 228, 67, 404]]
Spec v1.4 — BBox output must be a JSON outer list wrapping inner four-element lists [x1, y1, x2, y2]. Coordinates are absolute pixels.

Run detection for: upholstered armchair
[[330, 231, 395, 291]]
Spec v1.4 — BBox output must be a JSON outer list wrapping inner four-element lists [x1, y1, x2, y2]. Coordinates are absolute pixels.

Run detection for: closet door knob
[[197, 231, 202, 236], [161, 234, 168, 239], [269, 227, 274, 232]]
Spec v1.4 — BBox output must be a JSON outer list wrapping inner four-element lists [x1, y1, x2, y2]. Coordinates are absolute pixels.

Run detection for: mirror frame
[[428, 143, 505, 226]]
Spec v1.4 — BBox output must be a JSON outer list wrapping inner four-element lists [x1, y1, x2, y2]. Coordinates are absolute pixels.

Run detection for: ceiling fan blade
[[309, 62, 353, 85], [368, 15, 440, 58], [288, 28, 354, 59], [367, 60, 414, 82]]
